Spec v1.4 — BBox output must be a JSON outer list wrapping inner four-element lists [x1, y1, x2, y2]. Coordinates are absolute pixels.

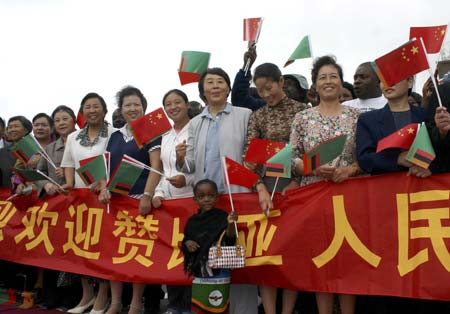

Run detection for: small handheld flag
[[243, 17, 263, 42], [405, 123, 435, 169], [303, 135, 347, 175], [76, 154, 108, 186], [409, 25, 447, 54], [178, 51, 211, 85], [244, 138, 286, 164], [284, 35, 312, 68], [130, 108, 172, 148], [224, 157, 259, 189], [265, 144, 292, 178], [376, 123, 419, 153], [372, 38, 429, 87], [107, 159, 145, 195]]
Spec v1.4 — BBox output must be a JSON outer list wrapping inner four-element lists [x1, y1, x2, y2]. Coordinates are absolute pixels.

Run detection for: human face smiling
[[202, 74, 229, 107], [255, 77, 285, 106], [7, 120, 28, 142], [315, 65, 342, 101], [82, 97, 106, 126], [54, 111, 76, 138], [121, 95, 144, 124], [163, 92, 189, 124]]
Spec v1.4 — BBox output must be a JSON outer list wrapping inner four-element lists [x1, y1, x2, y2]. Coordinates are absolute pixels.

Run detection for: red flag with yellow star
[[410, 25, 447, 54], [130, 108, 172, 148], [372, 38, 429, 87], [244, 138, 286, 164], [224, 157, 259, 189], [376, 123, 419, 153], [243, 17, 262, 42]]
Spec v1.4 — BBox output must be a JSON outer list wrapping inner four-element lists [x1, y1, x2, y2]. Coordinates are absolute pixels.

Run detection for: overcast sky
[[0, 0, 449, 123]]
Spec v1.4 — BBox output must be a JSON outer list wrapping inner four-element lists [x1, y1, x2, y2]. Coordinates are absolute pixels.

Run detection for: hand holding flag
[[405, 123, 436, 169]]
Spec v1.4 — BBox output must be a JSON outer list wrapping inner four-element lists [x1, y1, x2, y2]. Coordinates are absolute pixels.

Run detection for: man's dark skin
[[353, 62, 382, 99]]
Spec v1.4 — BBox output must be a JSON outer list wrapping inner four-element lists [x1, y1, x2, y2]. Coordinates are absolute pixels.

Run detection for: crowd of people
[[0, 44, 450, 314]]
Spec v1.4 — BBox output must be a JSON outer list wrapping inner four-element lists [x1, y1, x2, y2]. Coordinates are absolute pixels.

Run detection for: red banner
[[1, 172, 450, 301]]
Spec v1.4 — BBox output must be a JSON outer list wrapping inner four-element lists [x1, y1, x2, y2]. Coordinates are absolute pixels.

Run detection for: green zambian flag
[[13, 168, 49, 182], [284, 35, 312, 67], [178, 51, 211, 85], [107, 160, 144, 196], [191, 276, 230, 314], [265, 143, 292, 178], [12, 134, 41, 163], [76, 155, 107, 187], [405, 122, 436, 169], [303, 134, 347, 175]]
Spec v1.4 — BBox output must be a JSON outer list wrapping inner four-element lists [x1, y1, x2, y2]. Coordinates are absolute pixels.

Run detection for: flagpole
[[31, 135, 57, 169], [270, 177, 279, 200], [420, 37, 444, 107], [105, 152, 110, 214], [221, 157, 239, 237]]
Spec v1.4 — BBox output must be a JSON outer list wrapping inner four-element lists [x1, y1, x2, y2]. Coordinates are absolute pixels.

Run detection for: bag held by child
[[208, 229, 245, 269]]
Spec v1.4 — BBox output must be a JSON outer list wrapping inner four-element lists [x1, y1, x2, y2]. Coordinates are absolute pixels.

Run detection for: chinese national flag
[[130, 108, 172, 148], [376, 123, 419, 153], [244, 138, 286, 164], [76, 110, 85, 129], [372, 38, 429, 87], [243, 17, 262, 42], [410, 25, 447, 54], [224, 157, 259, 189]]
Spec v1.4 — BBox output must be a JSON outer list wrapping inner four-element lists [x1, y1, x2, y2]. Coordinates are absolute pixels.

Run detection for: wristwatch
[[143, 191, 154, 198]]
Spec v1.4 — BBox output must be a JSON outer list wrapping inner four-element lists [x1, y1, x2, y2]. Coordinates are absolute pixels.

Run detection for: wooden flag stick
[[221, 157, 239, 237], [420, 37, 444, 107], [270, 177, 279, 200]]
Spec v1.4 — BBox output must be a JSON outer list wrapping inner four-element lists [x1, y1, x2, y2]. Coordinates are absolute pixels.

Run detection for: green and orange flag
[[410, 25, 447, 54], [178, 51, 211, 85], [130, 107, 172, 148], [284, 35, 312, 68], [12, 134, 41, 164], [372, 38, 429, 87], [303, 134, 347, 175], [405, 123, 435, 169], [107, 157, 145, 196], [265, 144, 292, 178], [76, 154, 108, 186]]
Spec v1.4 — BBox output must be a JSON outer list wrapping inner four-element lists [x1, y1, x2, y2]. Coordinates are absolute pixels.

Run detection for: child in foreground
[[182, 179, 238, 314]]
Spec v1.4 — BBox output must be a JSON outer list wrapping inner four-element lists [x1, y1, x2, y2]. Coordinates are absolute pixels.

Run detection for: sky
[[0, 0, 449, 124]]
